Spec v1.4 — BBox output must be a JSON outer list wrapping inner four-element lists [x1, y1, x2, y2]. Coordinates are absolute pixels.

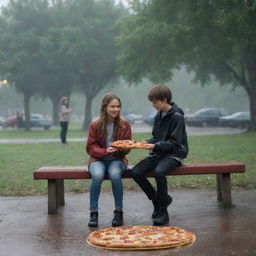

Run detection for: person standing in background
[[59, 97, 72, 144], [16, 110, 24, 129]]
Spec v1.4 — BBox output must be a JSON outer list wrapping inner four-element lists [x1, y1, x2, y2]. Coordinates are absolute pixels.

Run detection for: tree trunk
[[50, 96, 60, 126], [248, 87, 256, 131], [23, 93, 31, 131], [247, 47, 256, 131], [82, 94, 93, 130], [53, 101, 59, 126]]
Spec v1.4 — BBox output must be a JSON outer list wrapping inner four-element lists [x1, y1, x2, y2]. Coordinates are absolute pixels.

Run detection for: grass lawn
[[0, 125, 86, 139], [0, 131, 255, 196]]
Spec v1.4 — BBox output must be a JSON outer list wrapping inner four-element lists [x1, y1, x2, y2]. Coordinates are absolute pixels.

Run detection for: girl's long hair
[[98, 93, 124, 138], [58, 96, 68, 112]]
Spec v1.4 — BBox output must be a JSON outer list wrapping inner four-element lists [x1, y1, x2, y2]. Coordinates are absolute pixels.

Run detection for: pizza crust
[[86, 238, 196, 250]]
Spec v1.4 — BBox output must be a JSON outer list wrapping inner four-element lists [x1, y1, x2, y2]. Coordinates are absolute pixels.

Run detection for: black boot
[[88, 211, 98, 227], [153, 208, 169, 226], [152, 199, 160, 218], [112, 210, 123, 227], [152, 195, 172, 219], [165, 195, 173, 208]]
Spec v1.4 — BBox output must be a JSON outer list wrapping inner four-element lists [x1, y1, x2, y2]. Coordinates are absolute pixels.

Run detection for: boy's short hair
[[148, 84, 172, 104]]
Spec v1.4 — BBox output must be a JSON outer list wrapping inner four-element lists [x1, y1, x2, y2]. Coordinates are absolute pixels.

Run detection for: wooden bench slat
[[33, 161, 245, 180]]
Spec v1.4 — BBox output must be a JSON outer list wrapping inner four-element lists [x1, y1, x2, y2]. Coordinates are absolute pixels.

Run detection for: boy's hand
[[144, 143, 155, 150], [107, 147, 118, 153]]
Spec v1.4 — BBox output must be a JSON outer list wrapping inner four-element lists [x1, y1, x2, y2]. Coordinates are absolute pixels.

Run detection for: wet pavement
[[0, 189, 255, 256]]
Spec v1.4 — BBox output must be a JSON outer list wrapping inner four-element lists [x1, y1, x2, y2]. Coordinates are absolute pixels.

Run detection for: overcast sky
[[0, 0, 128, 7], [0, 0, 9, 7]]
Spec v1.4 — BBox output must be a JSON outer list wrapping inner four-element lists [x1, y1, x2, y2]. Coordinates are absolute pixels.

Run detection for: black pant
[[131, 155, 181, 204], [60, 121, 68, 143]]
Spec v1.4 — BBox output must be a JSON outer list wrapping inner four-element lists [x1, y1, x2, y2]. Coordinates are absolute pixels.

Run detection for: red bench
[[33, 161, 245, 214]]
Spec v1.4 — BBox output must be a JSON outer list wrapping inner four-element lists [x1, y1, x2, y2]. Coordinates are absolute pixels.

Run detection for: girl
[[86, 93, 132, 227], [58, 97, 72, 144]]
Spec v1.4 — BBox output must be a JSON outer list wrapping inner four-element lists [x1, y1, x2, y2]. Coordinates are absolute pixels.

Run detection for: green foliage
[[63, 0, 123, 128], [117, 0, 256, 130], [0, 0, 124, 129], [0, 0, 54, 129], [0, 0, 49, 94], [1, 0, 255, 129]]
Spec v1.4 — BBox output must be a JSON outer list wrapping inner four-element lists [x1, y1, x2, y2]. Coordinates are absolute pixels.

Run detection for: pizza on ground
[[86, 225, 196, 250]]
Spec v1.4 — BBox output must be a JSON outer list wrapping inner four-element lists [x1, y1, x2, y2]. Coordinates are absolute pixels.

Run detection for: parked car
[[0, 116, 6, 127], [3, 116, 17, 128], [185, 108, 229, 127], [144, 109, 157, 126], [124, 113, 144, 124], [219, 112, 250, 128], [3, 113, 53, 130], [30, 114, 53, 130]]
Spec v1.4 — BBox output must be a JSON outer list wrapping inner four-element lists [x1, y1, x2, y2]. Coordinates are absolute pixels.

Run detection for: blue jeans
[[89, 160, 126, 211]]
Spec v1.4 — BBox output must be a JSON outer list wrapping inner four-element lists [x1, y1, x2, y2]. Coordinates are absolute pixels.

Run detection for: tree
[[65, 0, 122, 129], [38, 1, 76, 125], [117, 0, 256, 131], [0, 0, 51, 130]]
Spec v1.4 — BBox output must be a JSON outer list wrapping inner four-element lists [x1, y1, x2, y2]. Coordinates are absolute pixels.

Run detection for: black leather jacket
[[146, 102, 188, 159]]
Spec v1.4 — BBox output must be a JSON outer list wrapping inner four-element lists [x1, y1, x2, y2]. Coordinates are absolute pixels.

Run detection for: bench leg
[[216, 174, 222, 201], [216, 173, 233, 207], [56, 179, 65, 206], [48, 179, 65, 214], [48, 179, 58, 214]]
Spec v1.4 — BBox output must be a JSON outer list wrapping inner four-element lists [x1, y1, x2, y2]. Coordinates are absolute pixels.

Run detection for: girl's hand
[[107, 147, 118, 153], [143, 143, 155, 150]]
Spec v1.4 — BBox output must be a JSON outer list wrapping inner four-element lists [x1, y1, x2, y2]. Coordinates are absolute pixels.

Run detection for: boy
[[131, 85, 188, 225]]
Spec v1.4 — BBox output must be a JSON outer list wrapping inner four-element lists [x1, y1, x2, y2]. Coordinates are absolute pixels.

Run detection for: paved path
[[0, 189, 255, 256], [0, 124, 246, 144]]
